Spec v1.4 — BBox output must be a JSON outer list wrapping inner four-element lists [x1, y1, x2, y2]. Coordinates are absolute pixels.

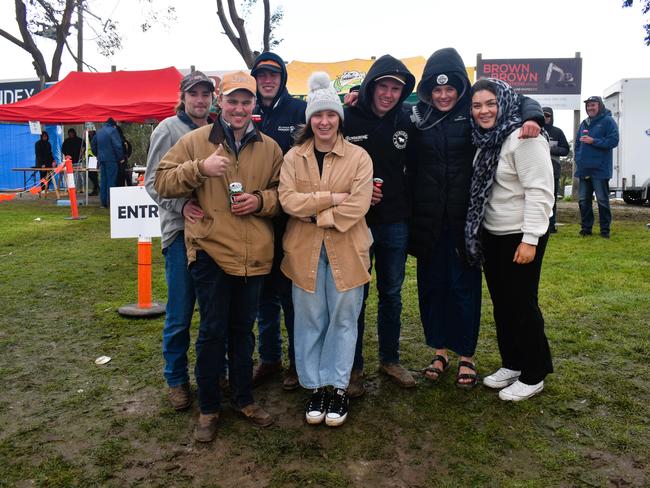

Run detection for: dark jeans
[[353, 220, 408, 370], [257, 266, 295, 365], [579, 177, 611, 235], [190, 251, 263, 414], [416, 231, 482, 357], [99, 160, 118, 207], [482, 230, 553, 385]]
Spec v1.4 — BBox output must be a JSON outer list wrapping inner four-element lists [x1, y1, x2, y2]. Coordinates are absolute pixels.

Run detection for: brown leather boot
[[168, 383, 191, 411], [236, 403, 274, 427], [379, 362, 417, 388], [194, 412, 219, 442], [252, 361, 282, 387], [347, 369, 365, 398], [282, 363, 300, 391]]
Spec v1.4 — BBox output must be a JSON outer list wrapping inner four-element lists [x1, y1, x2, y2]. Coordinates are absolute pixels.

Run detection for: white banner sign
[[29, 121, 41, 134], [110, 186, 161, 238]]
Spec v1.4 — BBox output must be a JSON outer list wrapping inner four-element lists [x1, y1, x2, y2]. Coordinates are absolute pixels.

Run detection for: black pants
[[482, 230, 553, 385]]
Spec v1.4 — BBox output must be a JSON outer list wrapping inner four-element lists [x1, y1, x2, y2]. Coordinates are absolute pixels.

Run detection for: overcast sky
[[1, 0, 649, 136]]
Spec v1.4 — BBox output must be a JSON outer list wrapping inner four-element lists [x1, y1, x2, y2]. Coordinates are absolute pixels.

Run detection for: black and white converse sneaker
[[325, 388, 349, 427], [305, 388, 329, 425]]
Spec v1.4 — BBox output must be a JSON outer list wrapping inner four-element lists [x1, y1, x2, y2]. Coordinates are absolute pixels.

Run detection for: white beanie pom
[[308, 72, 331, 92]]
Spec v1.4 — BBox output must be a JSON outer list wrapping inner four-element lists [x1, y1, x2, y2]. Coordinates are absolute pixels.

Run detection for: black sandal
[[423, 355, 450, 382], [456, 360, 479, 389]]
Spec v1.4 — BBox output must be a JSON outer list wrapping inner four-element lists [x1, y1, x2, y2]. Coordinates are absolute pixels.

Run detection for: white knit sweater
[[478, 130, 554, 245]]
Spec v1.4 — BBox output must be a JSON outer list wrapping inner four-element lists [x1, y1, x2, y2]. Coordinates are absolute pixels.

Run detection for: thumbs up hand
[[201, 143, 229, 177]]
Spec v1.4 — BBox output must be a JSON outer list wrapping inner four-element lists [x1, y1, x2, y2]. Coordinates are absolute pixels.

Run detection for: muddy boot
[[347, 369, 365, 398], [252, 361, 282, 387], [194, 412, 219, 442], [282, 363, 300, 391], [168, 383, 191, 411]]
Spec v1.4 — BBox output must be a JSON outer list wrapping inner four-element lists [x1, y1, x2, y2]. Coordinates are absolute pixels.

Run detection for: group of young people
[[147, 47, 555, 442]]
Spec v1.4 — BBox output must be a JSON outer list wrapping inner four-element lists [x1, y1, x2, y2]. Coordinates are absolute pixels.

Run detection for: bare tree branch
[[262, 0, 270, 53]]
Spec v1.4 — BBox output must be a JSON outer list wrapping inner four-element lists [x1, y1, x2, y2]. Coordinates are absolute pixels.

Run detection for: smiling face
[[471, 89, 499, 130], [310, 110, 340, 147], [586, 101, 600, 118], [218, 90, 255, 132], [431, 85, 458, 112], [371, 78, 404, 117], [184, 83, 213, 124], [255, 69, 282, 106]]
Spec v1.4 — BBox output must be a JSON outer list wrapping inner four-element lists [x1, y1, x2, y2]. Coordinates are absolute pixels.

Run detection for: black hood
[[251, 51, 289, 105], [416, 47, 470, 107], [357, 54, 415, 117], [542, 106, 554, 126]]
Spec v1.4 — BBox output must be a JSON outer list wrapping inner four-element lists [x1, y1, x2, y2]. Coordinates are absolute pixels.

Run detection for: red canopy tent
[[0, 67, 183, 123]]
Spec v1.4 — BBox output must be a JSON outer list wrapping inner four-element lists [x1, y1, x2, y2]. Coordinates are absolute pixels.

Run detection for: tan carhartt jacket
[[154, 121, 283, 276], [279, 134, 373, 292]]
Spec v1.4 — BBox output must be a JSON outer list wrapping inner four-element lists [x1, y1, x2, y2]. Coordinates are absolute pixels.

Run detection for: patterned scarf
[[464, 78, 522, 267]]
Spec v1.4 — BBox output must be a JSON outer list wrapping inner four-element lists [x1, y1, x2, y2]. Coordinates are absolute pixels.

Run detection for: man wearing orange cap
[[155, 71, 284, 442]]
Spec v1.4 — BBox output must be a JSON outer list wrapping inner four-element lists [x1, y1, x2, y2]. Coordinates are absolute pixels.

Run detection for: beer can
[[373, 178, 384, 188], [252, 114, 262, 123], [229, 182, 243, 205]]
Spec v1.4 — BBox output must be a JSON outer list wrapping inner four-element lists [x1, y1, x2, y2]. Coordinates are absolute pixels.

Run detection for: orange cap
[[220, 71, 256, 96]]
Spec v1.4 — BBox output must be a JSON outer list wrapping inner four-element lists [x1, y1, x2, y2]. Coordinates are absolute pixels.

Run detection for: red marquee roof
[[0, 67, 183, 123]]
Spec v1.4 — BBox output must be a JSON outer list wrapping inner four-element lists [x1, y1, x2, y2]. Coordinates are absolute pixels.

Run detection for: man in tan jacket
[[155, 71, 283, 442]]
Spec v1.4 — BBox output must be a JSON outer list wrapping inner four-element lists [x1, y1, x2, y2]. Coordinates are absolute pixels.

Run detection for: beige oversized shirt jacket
[[154, 121, 283, 276], [279, 134, 373, 293]]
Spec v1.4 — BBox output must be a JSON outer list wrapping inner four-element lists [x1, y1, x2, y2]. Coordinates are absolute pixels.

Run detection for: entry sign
[[110, 186, 161, 238]]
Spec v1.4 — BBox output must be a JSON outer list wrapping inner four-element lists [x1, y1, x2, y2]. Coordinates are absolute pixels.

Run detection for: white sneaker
[[483, 368, 521, 389], [498, 380, 544, 401]]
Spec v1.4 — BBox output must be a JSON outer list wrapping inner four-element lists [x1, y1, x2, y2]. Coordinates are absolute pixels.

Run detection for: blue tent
[[0, 124, 62, 191]]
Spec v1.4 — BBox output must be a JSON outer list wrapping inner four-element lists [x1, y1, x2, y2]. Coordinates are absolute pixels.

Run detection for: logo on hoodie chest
[[277, 125, 295, 133], [393, 130, 408, 149]]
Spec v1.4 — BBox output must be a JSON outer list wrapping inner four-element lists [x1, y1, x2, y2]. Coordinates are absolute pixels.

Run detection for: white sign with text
[[110, 186, 161, 238]]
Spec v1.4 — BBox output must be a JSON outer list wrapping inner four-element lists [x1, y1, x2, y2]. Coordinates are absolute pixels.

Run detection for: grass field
[[0, 199, 648, 487]]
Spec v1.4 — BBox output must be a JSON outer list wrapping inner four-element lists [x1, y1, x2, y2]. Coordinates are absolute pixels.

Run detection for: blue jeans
[[417, 232, 482, 357], [579, 177, 611, 235], [162, 233, 196, 387], [190, 251, 263, 414], [353, 221, 408, 370], [293, 246, 364, 390], [99, 160, 118, 207], [257, 268, 295, 364]]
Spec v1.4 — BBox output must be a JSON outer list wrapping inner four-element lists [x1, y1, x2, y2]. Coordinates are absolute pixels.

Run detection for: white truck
[[603, 78, 650, 204]]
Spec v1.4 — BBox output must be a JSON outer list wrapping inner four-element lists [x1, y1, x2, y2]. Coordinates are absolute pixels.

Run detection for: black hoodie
[[542, 106, 570, 179], [252, 52, 307, 155], [344, 54, 416, 224]]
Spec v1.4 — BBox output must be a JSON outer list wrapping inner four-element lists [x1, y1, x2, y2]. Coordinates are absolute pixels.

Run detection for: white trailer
[[603, 78, 650, 204]]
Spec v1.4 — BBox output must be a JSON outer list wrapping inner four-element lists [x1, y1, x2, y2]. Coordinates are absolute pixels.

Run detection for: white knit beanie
[[305, 72, 344, 122]]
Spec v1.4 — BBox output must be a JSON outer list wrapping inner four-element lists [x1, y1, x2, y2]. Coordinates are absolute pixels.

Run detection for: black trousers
[[482, 230, 553, 385]]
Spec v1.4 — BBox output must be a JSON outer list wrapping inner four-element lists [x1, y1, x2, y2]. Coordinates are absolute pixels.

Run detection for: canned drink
[[229, 182, 244, 205], [252, 114, 262, 123], [373, 177, 384, 188]]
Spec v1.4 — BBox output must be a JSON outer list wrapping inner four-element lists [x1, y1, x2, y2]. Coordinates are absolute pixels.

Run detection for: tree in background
[[216, 0, 284, 68], [0, 0, 176, 81], [623, 0, 650, 45]]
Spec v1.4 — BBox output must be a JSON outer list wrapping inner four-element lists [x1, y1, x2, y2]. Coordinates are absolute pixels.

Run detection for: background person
[[541, 107, 569, 233], [62, 128, 84, 191], [279, 72, 373, 427], [144, 71, 214, 412], [91, 117, 125, 207], [575, 96, 619, 238], [466, 78, 554, 402], [250, 52, 306, 391], [84, 129, 99, 196], [408, 47, 544, 389], [35, 130, 54, 192]]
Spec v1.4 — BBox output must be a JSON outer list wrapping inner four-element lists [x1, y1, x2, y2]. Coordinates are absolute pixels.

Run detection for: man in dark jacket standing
[[575, 96, 619, 238], [91, 117, 125, 207], [250, 52, 306, 390], [542, 107, 570, 233], [343, 55, 417, 394]]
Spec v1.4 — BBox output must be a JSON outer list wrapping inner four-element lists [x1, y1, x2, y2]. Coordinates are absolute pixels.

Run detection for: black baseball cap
[[583, 96, 600, 104]]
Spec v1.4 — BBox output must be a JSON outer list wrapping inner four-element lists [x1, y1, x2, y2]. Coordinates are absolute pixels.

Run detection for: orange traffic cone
[[63, 156, 86, 220]]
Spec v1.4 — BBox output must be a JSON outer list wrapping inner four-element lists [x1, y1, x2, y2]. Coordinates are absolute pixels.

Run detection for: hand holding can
[[371, 178, 383, 206]]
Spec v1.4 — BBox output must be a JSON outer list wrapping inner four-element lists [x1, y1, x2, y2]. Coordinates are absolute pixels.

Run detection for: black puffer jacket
[[344, 54, 416, 224], [408, 47, 544, 261]]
